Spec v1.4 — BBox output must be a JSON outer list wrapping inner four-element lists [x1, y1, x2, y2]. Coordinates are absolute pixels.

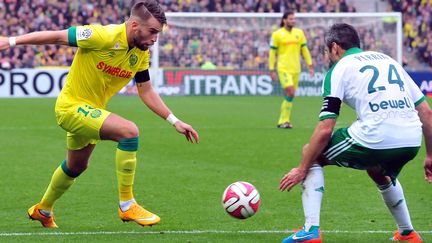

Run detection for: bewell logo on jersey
[[368, 97, 412, 112], [96, 61, 132, 78]]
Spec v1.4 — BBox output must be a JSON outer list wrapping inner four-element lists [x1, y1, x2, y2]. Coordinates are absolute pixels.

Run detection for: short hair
[[324, 23, 360, 50], [280, 10, 294, 27], [130, 0, 167, 25]]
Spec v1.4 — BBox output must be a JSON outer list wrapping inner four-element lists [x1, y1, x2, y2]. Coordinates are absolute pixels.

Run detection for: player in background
[[0, 0, 199, 228], [279, 23, 432, 243], [269, 10, 314, 129]]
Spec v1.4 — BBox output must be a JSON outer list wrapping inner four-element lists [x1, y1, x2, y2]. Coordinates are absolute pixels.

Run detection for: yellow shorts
[[55, 103, 110, 150], [278, 71, 299, 90]]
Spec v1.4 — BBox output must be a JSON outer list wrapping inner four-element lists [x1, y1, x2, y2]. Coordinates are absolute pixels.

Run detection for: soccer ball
[[222, 181, 260, 219]]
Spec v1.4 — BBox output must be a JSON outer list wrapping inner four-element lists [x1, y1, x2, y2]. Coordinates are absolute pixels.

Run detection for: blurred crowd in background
[[157, 15, 394, 72], [0, 0, 431, 71], [388, 0, 432, 70]]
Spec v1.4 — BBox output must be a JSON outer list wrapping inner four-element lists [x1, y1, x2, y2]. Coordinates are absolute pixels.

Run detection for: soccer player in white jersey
[[279, 23, 432, 243]]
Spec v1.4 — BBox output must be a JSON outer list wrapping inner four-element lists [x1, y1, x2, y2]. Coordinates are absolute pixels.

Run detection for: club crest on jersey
[[77, 28, 92, 40], [129, 54, 138, 67]]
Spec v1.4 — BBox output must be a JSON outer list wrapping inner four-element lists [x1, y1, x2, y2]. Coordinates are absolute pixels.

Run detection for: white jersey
[[321, 48, 425, 149]]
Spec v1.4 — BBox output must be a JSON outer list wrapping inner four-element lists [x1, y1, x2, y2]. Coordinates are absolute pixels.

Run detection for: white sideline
[[1, 230, 432, 237]]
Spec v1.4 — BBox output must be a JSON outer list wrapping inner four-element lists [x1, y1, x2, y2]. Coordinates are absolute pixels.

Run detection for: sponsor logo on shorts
[[91, 109, 102, 118]]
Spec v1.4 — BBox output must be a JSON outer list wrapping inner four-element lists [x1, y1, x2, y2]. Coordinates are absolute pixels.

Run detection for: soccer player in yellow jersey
[[269, 10, 314, 129], [0, 0, 199, 228]]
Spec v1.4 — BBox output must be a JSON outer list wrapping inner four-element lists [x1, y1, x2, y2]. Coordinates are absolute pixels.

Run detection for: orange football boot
[[28, 204, 58, 228], [390, 230, 423, 243], [118, 203, 160, 226]]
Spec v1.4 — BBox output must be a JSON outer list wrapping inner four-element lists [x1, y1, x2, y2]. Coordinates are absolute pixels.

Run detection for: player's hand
[[0, 37, 10, 51], [424, 155, 432, 183], [174, 120, 199, 144], [279, 167, 307, 191], [308, 66, 315, 78], [270, 71, 277, 82]]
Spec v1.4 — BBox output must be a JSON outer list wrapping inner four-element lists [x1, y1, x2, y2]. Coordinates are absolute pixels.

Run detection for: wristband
[[9, 37, 16, 48], [166, 114, 179, 125]]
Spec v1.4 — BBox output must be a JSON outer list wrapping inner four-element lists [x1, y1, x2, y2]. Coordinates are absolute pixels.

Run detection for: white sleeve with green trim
[[319, 62, 345, 120]]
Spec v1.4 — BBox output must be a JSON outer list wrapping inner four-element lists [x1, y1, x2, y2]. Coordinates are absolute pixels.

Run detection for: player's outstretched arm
[[416, 100, 432, 182], [136, 81, 199, 144], [0, 30, 69, 51], [279, 118, 335, 191]]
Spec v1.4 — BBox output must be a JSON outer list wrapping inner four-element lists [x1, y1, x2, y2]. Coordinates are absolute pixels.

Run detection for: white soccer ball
[[222, 181, 261, 219]]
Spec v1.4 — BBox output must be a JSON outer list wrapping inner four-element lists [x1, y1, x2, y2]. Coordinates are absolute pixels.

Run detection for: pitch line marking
[[1, 230, 432, 237]]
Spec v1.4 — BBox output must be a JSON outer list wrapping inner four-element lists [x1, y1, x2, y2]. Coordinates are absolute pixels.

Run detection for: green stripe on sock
[[308, 226, 320, 232], [401, 229, 413, 236], [314, 186, 325, 193], [284, 96, 293, 102], [61, 160, 80, 178], [118, 137, 139, 152]]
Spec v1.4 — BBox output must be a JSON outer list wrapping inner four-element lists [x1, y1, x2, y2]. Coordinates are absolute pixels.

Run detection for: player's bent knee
[[120, 121, 139, 139], [284, 87, 295, 97]]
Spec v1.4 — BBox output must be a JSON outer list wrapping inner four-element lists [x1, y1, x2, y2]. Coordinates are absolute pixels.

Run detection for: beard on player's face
[[133, 35, 148, 51], [133, 27, 152, 51]]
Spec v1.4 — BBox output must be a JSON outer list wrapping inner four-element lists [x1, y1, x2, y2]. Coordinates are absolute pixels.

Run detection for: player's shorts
[[277, 70, 299, 89], [323, 128, 420, 180], [55, 103, 110, 150]]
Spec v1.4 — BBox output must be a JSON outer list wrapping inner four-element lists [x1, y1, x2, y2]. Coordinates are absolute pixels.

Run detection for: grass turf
[[0, 96, 431, 242]]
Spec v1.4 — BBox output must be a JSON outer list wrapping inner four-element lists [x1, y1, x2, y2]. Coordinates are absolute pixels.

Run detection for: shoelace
[[130, 204, 148, 215]]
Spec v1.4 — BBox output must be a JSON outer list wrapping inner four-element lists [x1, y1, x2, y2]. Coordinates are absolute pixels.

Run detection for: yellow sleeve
[[67, 25, 110, 50], [138, 50, 150, 72], [300, 30, 313, 66], [268, 32, 277, 71]]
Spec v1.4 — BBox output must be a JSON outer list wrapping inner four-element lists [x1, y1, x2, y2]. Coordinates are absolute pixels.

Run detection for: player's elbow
[[316, 123, 334, 144], [320, 126, 333, 138], [318, 119, 335, 136]]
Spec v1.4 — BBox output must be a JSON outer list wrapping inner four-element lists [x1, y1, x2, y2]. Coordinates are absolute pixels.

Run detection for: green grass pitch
[[0, 96, 431, 242]]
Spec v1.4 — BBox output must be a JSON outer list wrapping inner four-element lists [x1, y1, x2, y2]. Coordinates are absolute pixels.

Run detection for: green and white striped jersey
[[321, 48, 425, 149]]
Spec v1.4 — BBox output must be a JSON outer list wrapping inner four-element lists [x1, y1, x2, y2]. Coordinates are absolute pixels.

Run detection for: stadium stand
[[0, 0, 430, 71], [388, 0, 432, 70]]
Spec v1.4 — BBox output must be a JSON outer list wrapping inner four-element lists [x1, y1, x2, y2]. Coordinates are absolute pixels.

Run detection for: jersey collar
[[342, 47, 363, 58]]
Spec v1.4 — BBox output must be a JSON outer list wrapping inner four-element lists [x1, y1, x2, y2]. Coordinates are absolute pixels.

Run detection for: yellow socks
[[116, 137, 138, 202], [38, 137, 139, 212], [39, 160, 76, 211], [278, 98, 293, 124]]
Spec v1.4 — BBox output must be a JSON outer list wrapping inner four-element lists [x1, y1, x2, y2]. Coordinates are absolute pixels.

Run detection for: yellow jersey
[[268, 27, 312, 74], [57, 23, 150, 109]]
